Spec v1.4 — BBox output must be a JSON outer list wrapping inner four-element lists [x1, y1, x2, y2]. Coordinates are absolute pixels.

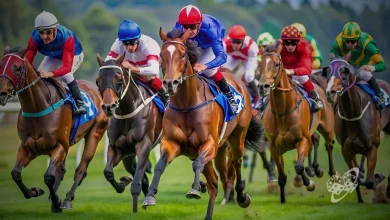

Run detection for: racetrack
[[0, 123, 389, 220]]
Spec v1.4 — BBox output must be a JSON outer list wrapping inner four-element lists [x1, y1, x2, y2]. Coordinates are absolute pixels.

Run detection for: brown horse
[[95, 54, 163, 212], [0, 47, 108, 212], [325, 58, 390, 203], [141, 28, 261, 220], [258, 44, 336, 203]]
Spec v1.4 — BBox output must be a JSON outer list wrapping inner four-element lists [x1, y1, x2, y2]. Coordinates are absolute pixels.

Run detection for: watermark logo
[[326, 168, 359, 203]]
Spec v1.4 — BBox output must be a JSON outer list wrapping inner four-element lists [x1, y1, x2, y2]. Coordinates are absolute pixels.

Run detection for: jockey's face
[[182, 24, 200, 38], [346, 39, 358, 50], [258, 45, 266, 54], [38, 28, 56, 44], [231, 39, 243, 51], [122, 39, 139, 53], [283, 40, 298, 53]]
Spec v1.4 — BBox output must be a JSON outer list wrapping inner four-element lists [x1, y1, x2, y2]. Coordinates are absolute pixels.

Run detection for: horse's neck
[[270, 71, 297, 113], [338, 78, 365, 119], [170, 69, 201, 109], [117, 73, 146, 113], [18, 67, 52, 113]]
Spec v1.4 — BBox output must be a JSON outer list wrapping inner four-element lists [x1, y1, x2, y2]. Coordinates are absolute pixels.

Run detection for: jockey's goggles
[[346, 40, 358, 44], [182, 24, 198, 30], [283, 40, 298, 46], [38, 29, 53, 35], [122, 39, 139, 46], [231, 39, 244, 44]]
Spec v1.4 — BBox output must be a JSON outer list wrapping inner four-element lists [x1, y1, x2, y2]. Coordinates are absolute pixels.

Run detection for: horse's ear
[[275, 40, 283, 54], [116, 52, 126, 65], [180, 29, 191, 42], [3, 45, 10, 56], [159, 27, 167, 42], [96, 53, 104, 67], [322, 67, 330, 77]]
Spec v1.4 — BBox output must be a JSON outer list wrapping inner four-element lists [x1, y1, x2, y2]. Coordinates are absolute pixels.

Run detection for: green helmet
[[341, 22, 361, 40], [257, 32, 276, 46]]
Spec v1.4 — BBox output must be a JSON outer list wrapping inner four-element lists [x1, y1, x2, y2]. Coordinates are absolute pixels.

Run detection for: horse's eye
[[274, 63, 280, 68]]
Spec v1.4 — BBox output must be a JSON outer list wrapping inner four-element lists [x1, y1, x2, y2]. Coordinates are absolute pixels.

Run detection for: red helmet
[[280, 25, 301, 41], [178, 5, 202, 25], [228, 25, 246, 40]]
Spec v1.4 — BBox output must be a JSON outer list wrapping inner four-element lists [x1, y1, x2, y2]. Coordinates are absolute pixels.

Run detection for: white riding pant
[[38, 52, 84, 84], [349, 65, 372, 81], [222, 56, 257, 83], [198, 47, 220, 77], [291, 75, 309, 84]]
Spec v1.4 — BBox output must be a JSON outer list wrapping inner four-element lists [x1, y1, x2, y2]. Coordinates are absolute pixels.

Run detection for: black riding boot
[[215, 77, 238, 113], [309, 90, 324, 112], [367, 77, 385, 109], [157, 86, 170, 105], [68, 80, 87, 115]]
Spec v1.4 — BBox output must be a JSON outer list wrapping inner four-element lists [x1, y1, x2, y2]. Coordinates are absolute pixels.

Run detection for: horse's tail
[[244, 115, 266, 153]]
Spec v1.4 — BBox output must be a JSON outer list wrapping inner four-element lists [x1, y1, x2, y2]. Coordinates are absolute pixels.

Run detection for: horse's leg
[[317, 127, 336, 177], [311, 133, 324, 177], [305, 144, 315, 177], [248, 152, 257, 183], [122, 155, 150, 197], [62, 130, 102, 209], [342, 147, 363, 203], [226, 150, 236, 203], [358, 156, 366, 185], [11, 144, 43, 199], [44, 143, 67, 213], [103, 144, 130, 193], [130, 139, 152, 213], [214, 142, 231, 205], [186, 134, 216, 200], [387, 173, 390, 198], [270, 145, 287, 203], [294, 137, 315, 191], [142, 139, 180, 208], [202, 161, 219, 220], [364, 146, 385, 190]]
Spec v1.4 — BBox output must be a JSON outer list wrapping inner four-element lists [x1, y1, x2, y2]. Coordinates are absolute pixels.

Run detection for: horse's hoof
[[186, 189, 201, 199], [267, 181, 279, 193], [293, 175, 303, 188], [119, 176, 133, 185], [51, 198, 62, 213], [306, 180, 315, 192], [374, 173, 385, 184], [142, 196, 156, 209], [315, 168, 324, 178], [237, 194, 251, 208], [305, 167, 315, 177], [60, 198, 72, 210], [220, 198, 226, 206], [30, 187, 45, 198], [200, 181, 207, 193]]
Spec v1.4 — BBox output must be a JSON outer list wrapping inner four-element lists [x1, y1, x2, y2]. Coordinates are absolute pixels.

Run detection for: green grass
[[0, 123, 389, 220]]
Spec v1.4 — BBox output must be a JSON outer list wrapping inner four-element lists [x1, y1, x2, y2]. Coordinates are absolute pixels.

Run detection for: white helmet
[[257, 32, 276, 46], [34, 11, 59, 29]]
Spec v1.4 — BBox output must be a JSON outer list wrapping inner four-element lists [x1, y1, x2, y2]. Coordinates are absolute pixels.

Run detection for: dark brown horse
[[0, 47, 108, 212], [95, 54, 163, 212], [141, 28, 261, 220], [258, 44, 336, 203], [325, 58, 390, 203]]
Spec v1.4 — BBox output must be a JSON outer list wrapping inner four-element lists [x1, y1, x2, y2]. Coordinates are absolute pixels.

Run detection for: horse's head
[[96, 53, 126, 117], [0, 46, 29, 106], [159, 28, 200, 95], [258, 41, 283, 96], [325, 58, 355, 104]]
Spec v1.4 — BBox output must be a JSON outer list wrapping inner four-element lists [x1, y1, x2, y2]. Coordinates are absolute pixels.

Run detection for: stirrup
[[74, 106, 87, 115]]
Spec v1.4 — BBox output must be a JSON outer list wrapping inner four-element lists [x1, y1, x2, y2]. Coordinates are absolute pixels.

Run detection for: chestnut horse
[[141, 29, 261, 220], [258, 44, 336, 203], [0, 47, 108, 212], [95, 54, 163, 212], [325, 58, 390, 202]]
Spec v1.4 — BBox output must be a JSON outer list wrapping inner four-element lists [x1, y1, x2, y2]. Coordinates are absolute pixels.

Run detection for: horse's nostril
[[163, 80, 167, 85], [173, 80, 179, 85]]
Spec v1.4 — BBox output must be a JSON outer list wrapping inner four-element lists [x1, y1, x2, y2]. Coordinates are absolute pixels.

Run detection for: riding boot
[[215, 77, 238, 113], [309, 90, 324, 111], [367, 77, 385, 109], [68, 80, 87, 115], [157, 86, 170, 105]]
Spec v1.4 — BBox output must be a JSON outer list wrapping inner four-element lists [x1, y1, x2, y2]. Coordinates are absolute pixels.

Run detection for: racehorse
[[96, 54, 163, 212], [325, 58, 390, 203], [258, 43, 336, 203], [0, 47, 108, 212], [141, 28, 262, 220]]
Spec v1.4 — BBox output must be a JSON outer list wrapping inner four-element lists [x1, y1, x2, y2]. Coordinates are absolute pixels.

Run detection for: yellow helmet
[[291, 22, 306, 38]]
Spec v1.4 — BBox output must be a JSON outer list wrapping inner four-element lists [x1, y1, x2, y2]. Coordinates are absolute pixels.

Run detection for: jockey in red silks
[[222, 24, 260, 104], [106, 19, 169, 103], [173, 5, 239, 112], [280, 25, 323, 111]]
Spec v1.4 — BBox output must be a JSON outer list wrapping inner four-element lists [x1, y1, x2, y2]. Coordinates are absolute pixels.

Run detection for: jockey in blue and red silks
[[173, 5, 238, 112]]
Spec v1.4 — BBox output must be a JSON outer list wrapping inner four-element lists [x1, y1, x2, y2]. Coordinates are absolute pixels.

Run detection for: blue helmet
[[118, 20, 141, 41]]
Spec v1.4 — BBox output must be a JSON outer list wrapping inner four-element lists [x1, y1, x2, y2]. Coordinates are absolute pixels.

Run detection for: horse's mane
[[265, 40, 281, 53], [166, 29, 201, 65]]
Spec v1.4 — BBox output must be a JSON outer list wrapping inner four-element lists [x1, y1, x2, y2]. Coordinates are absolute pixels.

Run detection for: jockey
[[173, 5, 238, 113], [280, 25, 323, 111], [331, 22, 387, 108], [222, 25, 260, 104], [256, 32, 276, 62], [105, 20, 169, 103], [291, 22, 323, 70], [26, 11, 86, 115]]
